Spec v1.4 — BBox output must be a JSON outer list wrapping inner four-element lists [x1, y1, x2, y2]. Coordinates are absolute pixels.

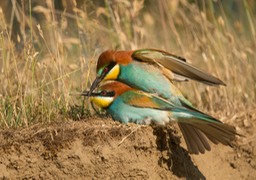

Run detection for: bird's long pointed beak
[[81, 90, 100, 97], [80, 91, 89, 96], [88, 76, 103, 96]]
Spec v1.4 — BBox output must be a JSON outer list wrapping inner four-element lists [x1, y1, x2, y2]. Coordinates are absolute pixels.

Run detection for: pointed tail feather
[[192, 122, 237, 145], [178, 123, 211, 154], [172, 109, 238, 154]]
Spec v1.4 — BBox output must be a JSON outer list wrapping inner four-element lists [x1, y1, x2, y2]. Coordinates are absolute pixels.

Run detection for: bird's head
[[89, 50, 133, 96], [83, 81, 133, 108]]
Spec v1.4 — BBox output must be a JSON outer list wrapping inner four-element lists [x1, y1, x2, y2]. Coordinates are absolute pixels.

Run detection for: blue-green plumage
[[119, 61, 191, 106], [90, 49, 226, 108], [86, 50, 236, 154], [84, 81, 237, 154], [107, 90, 171, 124], [107, 88, 220, 125]]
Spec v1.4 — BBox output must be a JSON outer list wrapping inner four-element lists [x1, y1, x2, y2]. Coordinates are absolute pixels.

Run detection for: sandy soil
[[0, 113, 255, 179]]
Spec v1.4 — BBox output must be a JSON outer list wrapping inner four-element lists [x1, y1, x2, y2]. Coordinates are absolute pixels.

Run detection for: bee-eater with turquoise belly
[[89, 49, 226, 106], [82, 81, 237, 154]]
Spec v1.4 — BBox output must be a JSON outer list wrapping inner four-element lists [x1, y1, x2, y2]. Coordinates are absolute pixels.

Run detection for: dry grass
[[0, 0, 255, 127]]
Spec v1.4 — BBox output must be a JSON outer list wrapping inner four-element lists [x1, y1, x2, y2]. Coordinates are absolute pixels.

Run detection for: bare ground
[[0, 112, 255, 179]]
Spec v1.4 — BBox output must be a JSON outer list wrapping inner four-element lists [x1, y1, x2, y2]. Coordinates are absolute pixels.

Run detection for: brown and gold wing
[[132, 49, 226, 86]]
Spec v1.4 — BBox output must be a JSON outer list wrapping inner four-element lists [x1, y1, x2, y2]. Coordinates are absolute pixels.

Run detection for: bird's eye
[[103, 67, 108, 73], [101, 90, 107, 96]]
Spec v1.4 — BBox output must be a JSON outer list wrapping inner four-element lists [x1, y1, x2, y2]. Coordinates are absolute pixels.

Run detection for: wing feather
[[132, 49, 226, 86], [122, 90, 177, 110], [122, 91, 165, 109], [119, 89, 238, 154]]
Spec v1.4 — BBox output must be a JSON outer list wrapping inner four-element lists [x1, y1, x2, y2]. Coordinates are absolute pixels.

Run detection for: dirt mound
[[0, 116, 255, 179]]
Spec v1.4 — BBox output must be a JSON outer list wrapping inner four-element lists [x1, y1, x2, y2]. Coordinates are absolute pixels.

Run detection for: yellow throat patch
[[90, 96, 114, 108], [104, 64, 120, 80]]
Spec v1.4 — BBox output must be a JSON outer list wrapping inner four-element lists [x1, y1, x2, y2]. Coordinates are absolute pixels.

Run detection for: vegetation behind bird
[[0, 0, 255, 127]]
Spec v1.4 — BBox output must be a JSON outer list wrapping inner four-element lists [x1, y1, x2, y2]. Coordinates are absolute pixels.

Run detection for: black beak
[[80, 91, 89, 96], [88, 75, 104, 96], [81, 90, 101, 97], [81, 90, 115, 97]]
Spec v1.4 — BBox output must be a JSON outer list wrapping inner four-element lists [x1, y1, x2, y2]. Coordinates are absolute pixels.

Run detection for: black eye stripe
[[92, 91, 115, 97], [100, 90, 115, 97], [104, 62, 116, 73]]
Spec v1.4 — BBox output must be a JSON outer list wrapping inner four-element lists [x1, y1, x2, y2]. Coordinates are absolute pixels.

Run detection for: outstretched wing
[[132, 49, 226, 86]]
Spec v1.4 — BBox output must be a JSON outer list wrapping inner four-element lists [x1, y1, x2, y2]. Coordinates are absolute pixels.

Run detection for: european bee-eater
[[82, 81, 237, 154], [89, 49, 226, 105]]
